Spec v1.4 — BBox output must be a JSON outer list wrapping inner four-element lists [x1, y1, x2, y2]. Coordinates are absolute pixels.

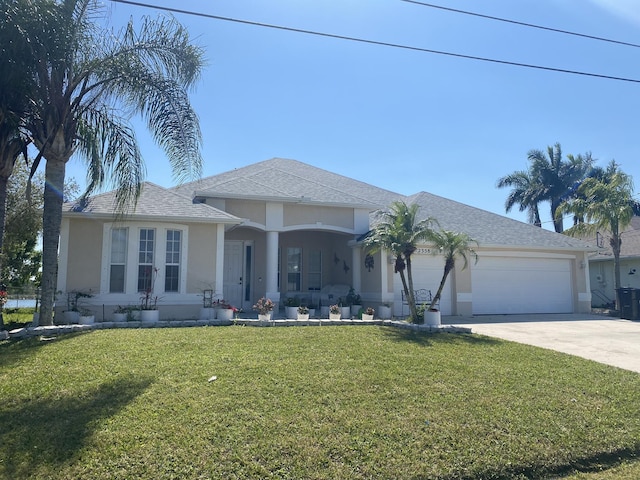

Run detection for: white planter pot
[[140, 309, 159, 322], [63, 311, 80, 324], [79, 315, 95, 325], [297, 314, 309, 321], [340, 306, 351, 319], [258, 313, 272, 323], [329, 312, 341, 320], [200, 307, 217, 320], [112, 313, 127, 322], [217, 308, 234, 321], [362, 314, 374, 321], [285, 306, 298, 319], [378, 306, 392, 319], [425, 310, 441, 326], [351, 305, 362, 317]]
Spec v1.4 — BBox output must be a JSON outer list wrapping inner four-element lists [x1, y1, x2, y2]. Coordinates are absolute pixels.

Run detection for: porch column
[[266, 231, 280, 301], [352, 245, 362, 294], [215, 224, 225, 299]]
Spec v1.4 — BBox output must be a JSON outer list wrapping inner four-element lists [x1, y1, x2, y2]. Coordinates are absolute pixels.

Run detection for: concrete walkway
[[444, 313, 640, 373]]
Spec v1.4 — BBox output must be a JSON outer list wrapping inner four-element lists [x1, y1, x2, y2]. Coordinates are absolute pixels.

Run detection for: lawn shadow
[[380, 326, 502, 347], [0, 374, 154, 479], [436, 444, 640, 479], [0, 332, 93, 369]]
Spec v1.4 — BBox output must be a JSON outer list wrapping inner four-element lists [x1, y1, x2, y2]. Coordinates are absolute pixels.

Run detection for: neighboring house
[[587, 216, 640, 308], [57, 158, 595, 320]]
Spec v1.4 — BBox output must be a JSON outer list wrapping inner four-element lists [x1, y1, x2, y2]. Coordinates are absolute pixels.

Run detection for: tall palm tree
[[427, 230, 478, 311], [528, 143, 593, 233], [496, 169, 543, 227], [0, 4, 36, 329], [560, 163, 635, 309], [5, 0, 205, 325], [363, 201, 436, 322]]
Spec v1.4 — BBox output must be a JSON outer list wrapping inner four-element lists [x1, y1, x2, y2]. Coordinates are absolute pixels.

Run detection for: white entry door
[[223, 241, 253, 310]]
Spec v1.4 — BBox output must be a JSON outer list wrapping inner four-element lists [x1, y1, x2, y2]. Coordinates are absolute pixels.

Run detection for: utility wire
[[110, 0, 640, 84], [401, 0, 640, 49]]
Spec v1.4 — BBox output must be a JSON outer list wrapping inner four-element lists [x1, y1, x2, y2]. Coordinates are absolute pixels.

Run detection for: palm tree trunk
[[0, 174, 7, 329], [551, 199, 563, 233], [405, 254, 419, 322], [611, 233, 622, 310], [397, 268, 414, 322], [432, 259, 454, 311], [38, 159, 66, 326]]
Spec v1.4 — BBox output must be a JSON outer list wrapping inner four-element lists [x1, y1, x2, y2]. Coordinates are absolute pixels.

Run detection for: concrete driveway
[[443, 313, 640, 373]]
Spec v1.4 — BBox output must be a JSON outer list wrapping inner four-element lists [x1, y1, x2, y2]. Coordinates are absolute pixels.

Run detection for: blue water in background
[[5, 298, 37, 309]]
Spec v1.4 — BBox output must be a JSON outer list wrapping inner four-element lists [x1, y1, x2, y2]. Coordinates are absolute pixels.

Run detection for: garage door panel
[[472, 257, 572, 314]]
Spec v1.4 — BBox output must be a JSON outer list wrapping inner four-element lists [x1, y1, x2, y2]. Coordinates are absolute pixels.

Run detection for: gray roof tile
[[63, 182, 241, 223]]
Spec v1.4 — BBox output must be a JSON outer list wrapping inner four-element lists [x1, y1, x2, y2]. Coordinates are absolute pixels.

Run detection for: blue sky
[[65, 0, 640, 230]]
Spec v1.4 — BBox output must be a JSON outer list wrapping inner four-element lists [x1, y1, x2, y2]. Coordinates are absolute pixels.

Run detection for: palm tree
[[496, 169, 543, 227], [363, 201, 436, 322], [427, 230, 478, 311], [5, 0, 205, 325], [528, 143, 593, 233], [560, 163, 635, 309], [0, 5, 36, 329]]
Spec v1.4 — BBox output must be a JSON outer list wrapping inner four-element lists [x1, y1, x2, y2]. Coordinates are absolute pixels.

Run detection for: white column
[[215, 224, 225, 298], [352, 245, 362, 293], [266, 230, 279, 301]]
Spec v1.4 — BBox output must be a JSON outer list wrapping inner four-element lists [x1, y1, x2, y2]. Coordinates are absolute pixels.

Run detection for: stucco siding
[[224, 199, 266, 225], [283, 204, 354, 230], [66, 219, 104, 292], [186, 223, 218, 293]]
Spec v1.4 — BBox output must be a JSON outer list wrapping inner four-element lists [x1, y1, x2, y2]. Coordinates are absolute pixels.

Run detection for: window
[[109, 228, 127, 293], [308, 250, 322, 290], [165, 230, 181, 292], [287, 247, 301, 291], [138, 228, 155, 292]]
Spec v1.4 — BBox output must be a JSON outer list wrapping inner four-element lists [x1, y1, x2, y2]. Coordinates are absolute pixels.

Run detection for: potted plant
[[339, 299, 351, 320], [215, 299, 236, 322], [329, 304, 341, 320], [378, 303, 392, 319], [113, 305, 129, 322], [362, 307, 375, 321], [140, 289, 159, 322], [297, 305, 309, 321], [346, 287, 362, 316], [79, 307, 95, 325], [284, 297, 299, 319], [253, 297, 274, 322], [62, 290, 92, 324]]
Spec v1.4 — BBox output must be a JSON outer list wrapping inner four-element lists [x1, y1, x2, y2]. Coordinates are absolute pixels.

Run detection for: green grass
[[1, 307, 35, 330], [1, 326, 640, 479]]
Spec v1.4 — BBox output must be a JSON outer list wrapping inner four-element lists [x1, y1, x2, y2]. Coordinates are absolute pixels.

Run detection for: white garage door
[[472, 257, 573, 314], [393, 255, 452, 316]]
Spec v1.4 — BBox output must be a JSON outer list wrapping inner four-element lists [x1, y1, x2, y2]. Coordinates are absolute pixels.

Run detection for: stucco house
[[56, 158, 595, 320], [587, 216, 640, 308]]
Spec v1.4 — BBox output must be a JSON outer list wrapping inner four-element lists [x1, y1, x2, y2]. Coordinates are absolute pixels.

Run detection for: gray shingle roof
[[588, 216, 640, 260], [63, 182, 241, 224], [404, 191, 596, 250], [172, 158, 401, 208]]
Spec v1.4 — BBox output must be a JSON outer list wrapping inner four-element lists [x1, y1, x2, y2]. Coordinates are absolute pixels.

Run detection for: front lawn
[[1, 326, 639, 479]]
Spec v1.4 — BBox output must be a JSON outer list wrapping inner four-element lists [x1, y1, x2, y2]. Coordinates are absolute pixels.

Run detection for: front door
[[223, 241, 253, 310]]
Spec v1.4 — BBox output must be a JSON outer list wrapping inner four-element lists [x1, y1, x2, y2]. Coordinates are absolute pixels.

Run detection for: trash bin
[[617, 288, 640, 320]]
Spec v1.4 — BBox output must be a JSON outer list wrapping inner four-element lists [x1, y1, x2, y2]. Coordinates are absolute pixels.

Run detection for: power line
[[109, 0, 640, 84], [401, 0, 640, 49]]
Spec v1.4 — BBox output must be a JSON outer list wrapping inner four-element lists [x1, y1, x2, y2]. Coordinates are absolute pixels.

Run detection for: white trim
[[100, 221, 189, 295], [58, 218, 70, 293]]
